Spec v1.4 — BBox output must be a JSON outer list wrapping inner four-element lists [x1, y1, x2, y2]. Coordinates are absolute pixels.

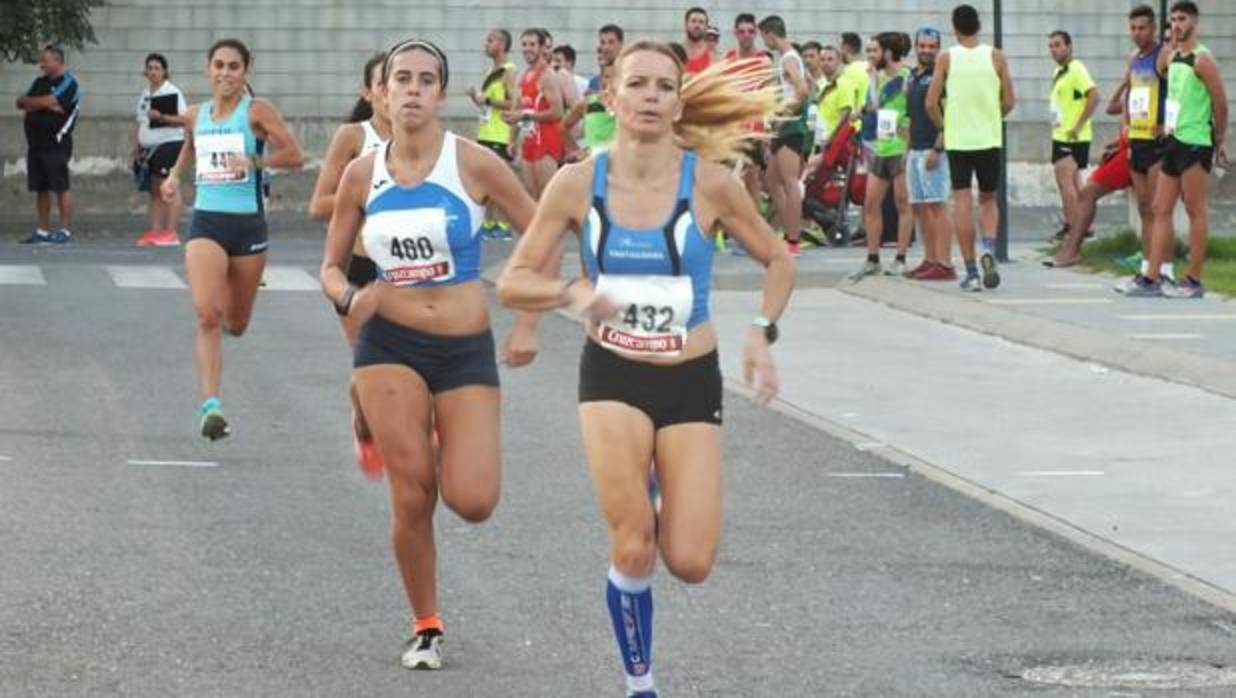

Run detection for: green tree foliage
[[0, 0, 107, 63]]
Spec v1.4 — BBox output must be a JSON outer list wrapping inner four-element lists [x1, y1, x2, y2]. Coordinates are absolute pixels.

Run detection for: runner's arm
[[320, 156, 370, 306], [163, 106, 198, 184], [564, 98, 587, 129], [525, 72, 563, 122], [1195, 55, 1228, 155], [249, 98, 304, 171], [16, 95, 59, 111], [925, 52, 948, 130], [784, 55, 809, 113], [994, 49, 1016, 117], [498, 65, 518, 110], [1073, 86, 1101, 135], [309, 124, 361, 222], [1110, 71, 1129, 118], [497, 165, 589, 311]]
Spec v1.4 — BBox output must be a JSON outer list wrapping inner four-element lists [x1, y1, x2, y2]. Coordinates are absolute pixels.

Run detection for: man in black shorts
[[16, 45, 80, 245]]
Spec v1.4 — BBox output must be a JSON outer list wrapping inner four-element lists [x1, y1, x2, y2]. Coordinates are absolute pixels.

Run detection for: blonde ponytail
[[616, 41, 781, 163]]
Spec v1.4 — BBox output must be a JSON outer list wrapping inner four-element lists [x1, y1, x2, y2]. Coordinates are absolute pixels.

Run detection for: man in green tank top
[[926, 4, 1016, 292], [1047, 30, 1099, 244], [1129, 0, 1230, 298], [851, 32, 914, 279]]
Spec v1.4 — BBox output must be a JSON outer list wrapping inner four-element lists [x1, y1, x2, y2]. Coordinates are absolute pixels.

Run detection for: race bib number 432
[[594, 274, 693, 357], [364, 208, 456, 285]]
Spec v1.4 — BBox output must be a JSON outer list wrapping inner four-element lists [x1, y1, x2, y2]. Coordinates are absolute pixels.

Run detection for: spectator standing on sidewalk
[[132, 53, 189, 247], [16, 45, 80, 245]]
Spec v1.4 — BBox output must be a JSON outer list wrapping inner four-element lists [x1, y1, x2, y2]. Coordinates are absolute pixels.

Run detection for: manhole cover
[[1022, 660, 1236, 689]]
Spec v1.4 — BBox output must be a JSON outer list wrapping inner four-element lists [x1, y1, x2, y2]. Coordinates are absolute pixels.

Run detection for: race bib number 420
[[594, 274, 693, 357], [195, 133, 249, 184], [364, 208, 456, 285]]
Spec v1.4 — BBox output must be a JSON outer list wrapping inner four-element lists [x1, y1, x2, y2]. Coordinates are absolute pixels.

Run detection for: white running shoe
[[401, 629, 444, 670]]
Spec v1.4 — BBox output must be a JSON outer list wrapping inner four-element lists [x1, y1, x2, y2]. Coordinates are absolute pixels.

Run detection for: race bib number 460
[[595, 274, 693, 357], [195, 133, 249, 184], [364, 208, 456, 285]]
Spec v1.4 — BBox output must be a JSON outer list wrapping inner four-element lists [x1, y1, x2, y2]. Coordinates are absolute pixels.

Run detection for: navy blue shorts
[[354, 315, 499, 394], [188, 210, 269, 257]]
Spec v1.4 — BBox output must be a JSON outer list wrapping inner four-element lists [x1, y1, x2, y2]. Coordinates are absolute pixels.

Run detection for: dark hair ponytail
[[347, 52, 387, 123]]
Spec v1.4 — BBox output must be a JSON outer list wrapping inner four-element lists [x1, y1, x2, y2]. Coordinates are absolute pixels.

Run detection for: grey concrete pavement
[[5, 240, 1236, 696]]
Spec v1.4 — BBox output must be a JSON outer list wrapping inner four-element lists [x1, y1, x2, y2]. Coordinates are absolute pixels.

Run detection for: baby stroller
[[803, 120, 866, 247]]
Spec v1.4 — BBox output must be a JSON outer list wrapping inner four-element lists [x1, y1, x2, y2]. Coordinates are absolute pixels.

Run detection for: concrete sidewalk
[[840, 243, 1236, 399], [493, 239, 1236, 616]]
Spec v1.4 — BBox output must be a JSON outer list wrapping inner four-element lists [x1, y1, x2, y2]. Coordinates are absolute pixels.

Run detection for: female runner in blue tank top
[[498, 43, 794, 698], [319, 39, 545, 671], [161, 38, 303, 441]]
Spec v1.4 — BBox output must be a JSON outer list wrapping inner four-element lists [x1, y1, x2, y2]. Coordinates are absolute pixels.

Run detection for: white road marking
[[260, 266, 319, 291], [1019, 470, 1106, 477], [1119, 314, 1236, 321], [0, 455, 12, 461], [854, 442, 885, 451], [1132, 333, 1205, 340], [127, 459, 219, 468], [107, 265, 186, 289], [985, 298, 1115, 306], [0, 265, 46, 285], [825, 472, 905, 479], [1046, 283, 1104, 290]]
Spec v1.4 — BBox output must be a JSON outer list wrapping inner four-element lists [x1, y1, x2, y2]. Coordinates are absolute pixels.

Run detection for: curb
[[838, 276, 1236, 401]]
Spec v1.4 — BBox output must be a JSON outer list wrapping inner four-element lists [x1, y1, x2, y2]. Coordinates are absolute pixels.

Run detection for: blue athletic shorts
[[906, 149, 951, 204]]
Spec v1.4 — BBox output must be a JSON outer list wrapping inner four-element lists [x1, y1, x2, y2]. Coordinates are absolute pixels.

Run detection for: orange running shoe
[[150, 229, 181, 247], [136, 230, 160, 247]]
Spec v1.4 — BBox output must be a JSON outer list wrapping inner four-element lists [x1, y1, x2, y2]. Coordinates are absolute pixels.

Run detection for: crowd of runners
[[11, 1, 1230, 696]]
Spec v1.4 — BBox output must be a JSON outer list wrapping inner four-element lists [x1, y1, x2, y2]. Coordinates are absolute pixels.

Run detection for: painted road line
[[1119, 314, 1236, 321], [985, 298, 1115, 306], [1046, 283, 1105, 290], [127, 459, 219, 468], [1132, 333, 1205, 341], [107, 265, 187, 289], [260, 266, 319, 291], [0, 265, 47, 285], [0, 455, 11, 461], [1019, 470, 1106, 477], [854, 442, 885, 452], [825, 472, 906, 479]]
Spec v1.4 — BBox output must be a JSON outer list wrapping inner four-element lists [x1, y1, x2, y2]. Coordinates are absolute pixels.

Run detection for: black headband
[[384, 39, 449, 87]]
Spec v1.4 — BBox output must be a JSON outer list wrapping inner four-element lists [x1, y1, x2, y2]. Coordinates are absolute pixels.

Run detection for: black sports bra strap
[[593, 195, 611, 274], [660, 199, 689, 277]]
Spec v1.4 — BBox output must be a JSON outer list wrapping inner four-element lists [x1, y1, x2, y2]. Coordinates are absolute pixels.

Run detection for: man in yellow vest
[[468, 28, 518, 236]]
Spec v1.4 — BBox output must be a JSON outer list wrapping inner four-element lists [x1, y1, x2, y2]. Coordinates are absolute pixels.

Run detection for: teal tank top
[[193, 96, 262, 214]]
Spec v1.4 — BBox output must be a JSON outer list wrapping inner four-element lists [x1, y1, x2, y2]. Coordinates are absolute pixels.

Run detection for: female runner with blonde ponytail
[[497, 41, 794, 698]]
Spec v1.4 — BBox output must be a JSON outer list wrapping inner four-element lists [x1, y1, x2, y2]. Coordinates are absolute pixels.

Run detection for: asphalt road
[[2, 239, 1235, 697]]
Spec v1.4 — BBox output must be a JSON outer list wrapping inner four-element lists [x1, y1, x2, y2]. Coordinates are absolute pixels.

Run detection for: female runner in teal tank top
[[162, 38, 303, 440]]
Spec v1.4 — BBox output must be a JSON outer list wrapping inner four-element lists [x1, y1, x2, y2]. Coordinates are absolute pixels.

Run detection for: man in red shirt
[[683, 7, 712, 75]]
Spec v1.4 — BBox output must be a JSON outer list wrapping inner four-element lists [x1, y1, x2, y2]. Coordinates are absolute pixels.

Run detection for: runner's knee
[[611, 521, 656, 576]]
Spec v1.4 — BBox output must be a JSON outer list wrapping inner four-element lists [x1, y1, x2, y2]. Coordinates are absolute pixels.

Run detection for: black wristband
[[334, 285, 357, 316]]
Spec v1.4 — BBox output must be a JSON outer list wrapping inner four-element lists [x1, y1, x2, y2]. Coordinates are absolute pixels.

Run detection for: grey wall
[[2, 1, 1234, 175]]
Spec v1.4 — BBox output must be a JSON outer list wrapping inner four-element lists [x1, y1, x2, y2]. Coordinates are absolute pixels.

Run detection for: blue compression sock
[[606, 566, 655, 695]]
